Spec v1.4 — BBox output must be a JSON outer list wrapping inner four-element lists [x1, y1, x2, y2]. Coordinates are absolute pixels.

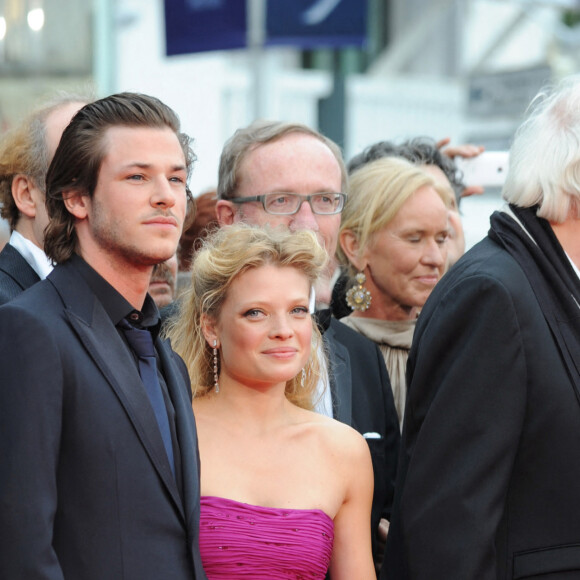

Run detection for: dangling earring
[[213, 339, 219, 393], [345, 272, 372, 312], [301, 368, 306, 388]]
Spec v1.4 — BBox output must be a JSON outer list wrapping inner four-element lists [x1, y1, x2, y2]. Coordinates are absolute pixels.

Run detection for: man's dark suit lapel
[[0, 244, 41, 290], [157, 340, 200, 531], [324, 323, 353, 424], [48, 263, 184, 519]]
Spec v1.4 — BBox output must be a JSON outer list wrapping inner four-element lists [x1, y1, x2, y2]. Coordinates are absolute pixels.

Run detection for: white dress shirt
[[567, 252, 580, 280], [9, 230, 53, 280]]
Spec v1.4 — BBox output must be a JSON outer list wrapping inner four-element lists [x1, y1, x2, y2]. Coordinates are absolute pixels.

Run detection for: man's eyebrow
[[121, 162, 187, 172]]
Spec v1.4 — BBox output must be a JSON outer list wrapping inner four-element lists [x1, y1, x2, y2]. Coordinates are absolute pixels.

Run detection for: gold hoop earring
[[345, 272, 372, 312]]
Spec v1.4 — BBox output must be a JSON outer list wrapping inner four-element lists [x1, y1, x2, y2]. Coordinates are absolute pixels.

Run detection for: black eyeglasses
[[230, 192, 346, 215]]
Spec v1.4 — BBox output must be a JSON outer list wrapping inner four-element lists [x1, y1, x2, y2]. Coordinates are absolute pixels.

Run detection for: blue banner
[[266, 0, 367, 49], [164, 0, 247, 56]]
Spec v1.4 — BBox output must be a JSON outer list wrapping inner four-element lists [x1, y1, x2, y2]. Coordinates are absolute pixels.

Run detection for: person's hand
[[437, 137, 485, 198], [377, 517, 390, 544], [436, 137, 484, 160], [460, 184, 485, 198], [373, 518, 390, 573]]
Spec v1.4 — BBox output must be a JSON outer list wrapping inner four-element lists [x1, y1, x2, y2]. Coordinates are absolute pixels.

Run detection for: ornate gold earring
[[345, 272, 372, 312]]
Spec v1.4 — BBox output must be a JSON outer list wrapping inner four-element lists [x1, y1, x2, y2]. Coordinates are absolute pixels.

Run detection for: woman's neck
[[351, 300, 419, 322], [198, 378, 296, 434]]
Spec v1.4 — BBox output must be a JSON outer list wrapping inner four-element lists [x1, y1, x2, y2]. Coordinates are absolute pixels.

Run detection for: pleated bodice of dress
[[199, 495, 334, 579]]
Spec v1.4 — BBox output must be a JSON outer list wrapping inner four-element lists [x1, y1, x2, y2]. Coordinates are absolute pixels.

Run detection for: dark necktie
[[118, 319, 175, 477]]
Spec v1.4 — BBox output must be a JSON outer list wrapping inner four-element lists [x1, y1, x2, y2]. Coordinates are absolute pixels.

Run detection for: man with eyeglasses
[[216, 122, 346, 302], [229, 191, 346, 216], [216, 119, 400, 574]]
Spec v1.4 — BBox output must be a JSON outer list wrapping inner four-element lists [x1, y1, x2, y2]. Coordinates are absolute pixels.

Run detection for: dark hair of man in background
[[347, 137, 464, 205]]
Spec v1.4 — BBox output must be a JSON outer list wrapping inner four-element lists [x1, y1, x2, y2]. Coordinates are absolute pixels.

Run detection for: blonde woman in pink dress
[[167, 224, 375, 580]]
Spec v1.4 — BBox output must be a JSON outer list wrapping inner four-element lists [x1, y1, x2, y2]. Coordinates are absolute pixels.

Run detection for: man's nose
[[289, 198, 319, 232], [152, 177, 177, 208]]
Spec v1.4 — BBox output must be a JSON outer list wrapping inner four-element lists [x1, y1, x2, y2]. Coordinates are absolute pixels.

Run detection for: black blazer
[[0, 260, 207, 580], [0, 243, 40, 305], [384, 236, 580, 579], [319, 311, 400, 558]]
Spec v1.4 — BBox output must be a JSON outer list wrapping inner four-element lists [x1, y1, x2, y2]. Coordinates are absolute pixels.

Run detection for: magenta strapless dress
[[199, 495, 334, 579]]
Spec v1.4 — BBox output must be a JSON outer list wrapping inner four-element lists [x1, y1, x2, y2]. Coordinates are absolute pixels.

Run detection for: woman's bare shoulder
[[297, 409, 370, 460]]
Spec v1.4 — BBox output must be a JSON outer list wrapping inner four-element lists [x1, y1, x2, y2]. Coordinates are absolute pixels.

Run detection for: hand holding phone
[[455, 152, 509, 188]]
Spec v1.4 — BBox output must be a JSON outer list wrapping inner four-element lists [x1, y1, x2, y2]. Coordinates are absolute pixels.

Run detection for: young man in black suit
[[0, 93, 206, 579], [215, 119, 400, 572], [383, 77, 580, 579], [0, 94, 87, 304]]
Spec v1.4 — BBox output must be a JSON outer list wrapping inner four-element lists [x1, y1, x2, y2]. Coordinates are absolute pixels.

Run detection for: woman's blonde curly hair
[[165, 223, 328, 410]]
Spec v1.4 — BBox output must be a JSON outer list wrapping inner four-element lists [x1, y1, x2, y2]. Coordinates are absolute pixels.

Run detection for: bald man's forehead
[[45, 101, 86, 160]]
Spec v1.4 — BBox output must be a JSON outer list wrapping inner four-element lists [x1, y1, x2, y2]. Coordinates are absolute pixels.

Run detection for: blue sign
[[266, 0, 367, 49], [164, 0, 247, 56]]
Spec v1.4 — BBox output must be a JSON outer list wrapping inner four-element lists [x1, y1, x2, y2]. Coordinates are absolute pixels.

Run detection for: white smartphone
[[455, 151, 509, 188]]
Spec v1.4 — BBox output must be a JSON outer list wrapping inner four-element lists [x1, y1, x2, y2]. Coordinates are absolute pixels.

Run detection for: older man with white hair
[[384, 75, 580, 579]]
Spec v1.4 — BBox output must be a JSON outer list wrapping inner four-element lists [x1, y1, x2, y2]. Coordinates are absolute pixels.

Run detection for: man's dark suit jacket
[[0, 259, 207, 579], [318, 310, 400, 559], [383, 235, 580, 579], [0, 243, 41, 305]]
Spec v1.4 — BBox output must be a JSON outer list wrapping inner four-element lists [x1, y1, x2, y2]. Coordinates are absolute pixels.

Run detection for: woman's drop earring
[[213, 339, 219, 393], [345, 272, 372, 312], [301, 368, 306, 388]]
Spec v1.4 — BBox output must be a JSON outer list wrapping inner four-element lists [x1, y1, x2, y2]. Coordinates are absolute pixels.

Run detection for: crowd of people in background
[[0, 74, 579, 579]]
